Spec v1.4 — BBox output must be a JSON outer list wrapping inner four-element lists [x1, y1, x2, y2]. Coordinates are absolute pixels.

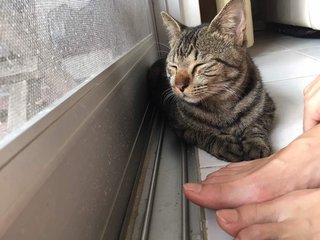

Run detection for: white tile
[[253, 51, 320, 82], [265, 76, 315, 150], [249, 32, 291, 57], [298, 47, 320, 61], [198, 149, 229, 168], [204, 208, 233, 240], [249, 37, 289, 57]]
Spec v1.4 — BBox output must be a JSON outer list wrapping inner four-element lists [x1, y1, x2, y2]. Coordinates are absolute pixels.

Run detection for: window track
[[122, 114, 205, 240]]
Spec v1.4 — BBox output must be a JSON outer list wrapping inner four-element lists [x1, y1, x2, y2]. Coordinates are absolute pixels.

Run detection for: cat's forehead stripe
[[177, 28, 200, 57]]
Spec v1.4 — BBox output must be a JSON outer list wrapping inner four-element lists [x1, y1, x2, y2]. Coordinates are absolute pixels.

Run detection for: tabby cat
[[148, 0, 275, 162]]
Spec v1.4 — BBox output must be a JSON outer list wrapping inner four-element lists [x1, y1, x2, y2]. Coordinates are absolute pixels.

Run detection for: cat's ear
[[208, 0, 246, 46], [161, 11, 185, 46]]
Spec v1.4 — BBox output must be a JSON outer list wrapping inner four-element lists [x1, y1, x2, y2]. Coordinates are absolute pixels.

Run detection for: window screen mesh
[[0, 0, 151, 144]]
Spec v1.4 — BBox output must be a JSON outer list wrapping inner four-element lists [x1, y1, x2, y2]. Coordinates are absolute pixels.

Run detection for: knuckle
[[240, 203, 260, 223]]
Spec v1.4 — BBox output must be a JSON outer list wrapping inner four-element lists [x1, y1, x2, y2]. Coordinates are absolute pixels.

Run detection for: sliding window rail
[[122, 114, 205, 240]]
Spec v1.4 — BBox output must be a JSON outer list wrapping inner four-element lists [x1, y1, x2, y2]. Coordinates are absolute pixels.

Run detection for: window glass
[[0, 0, 151, 145]]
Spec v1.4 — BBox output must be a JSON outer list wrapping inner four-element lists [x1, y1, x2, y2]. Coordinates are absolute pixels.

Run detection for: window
[[0, 0, 151, 147]]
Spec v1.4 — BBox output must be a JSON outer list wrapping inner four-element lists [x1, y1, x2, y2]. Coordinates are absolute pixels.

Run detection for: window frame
[[0, 34, 157, 239]]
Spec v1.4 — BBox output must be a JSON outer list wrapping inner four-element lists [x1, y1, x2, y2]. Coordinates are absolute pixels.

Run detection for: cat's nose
[[176, 83, 189, 92], [175, 70, 190, 92]]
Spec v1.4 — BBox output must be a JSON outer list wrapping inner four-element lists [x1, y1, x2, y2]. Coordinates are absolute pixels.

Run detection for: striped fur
[[148, 0, 275, 162]]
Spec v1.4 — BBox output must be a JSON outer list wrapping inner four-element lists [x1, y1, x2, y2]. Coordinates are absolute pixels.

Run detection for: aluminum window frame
[[0, 34, 158, 239]]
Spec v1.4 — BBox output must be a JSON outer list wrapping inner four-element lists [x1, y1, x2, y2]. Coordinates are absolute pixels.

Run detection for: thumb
[[183, 182, 250, 209]]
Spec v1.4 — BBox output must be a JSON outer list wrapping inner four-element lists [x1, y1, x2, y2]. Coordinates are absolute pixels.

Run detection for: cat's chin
[[182, 96, 201, 104]]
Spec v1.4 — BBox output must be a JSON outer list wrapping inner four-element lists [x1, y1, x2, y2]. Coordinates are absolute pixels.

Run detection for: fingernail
[[184, 183, 202, 193], [216, 209, 239, 223]]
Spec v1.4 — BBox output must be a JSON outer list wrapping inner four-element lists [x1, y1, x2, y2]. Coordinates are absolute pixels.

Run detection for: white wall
[[180, 0, 201, 26], [165, 0, 183, 22], [165, 0, 201, 26]]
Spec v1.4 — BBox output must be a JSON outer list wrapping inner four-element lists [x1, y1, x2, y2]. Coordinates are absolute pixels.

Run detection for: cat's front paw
[[214, 136, 244, 162], [243, 139, 272, 160], [219, 143, 244, 162]]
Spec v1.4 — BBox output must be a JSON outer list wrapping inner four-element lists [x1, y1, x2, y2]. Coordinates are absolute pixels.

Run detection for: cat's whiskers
[[156, 42, 170, 50], [162, 89, 177, 105], [161, 88, 172, 100], [193, 85, 208, 90], [221, 85, 242, 98], [202, 89, 220, 96], [191, 85, 209, 96], [162, 88, 172, 96], [192, 90, 205, 96], [154, 42, 170, 57], [162, 93, 173, 105], [156, 50, 170, 56], [205, 83, 243, 98]]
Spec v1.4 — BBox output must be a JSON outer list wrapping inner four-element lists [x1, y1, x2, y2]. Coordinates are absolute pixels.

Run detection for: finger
[[216, 201, 282, 236], [237, 222, 296, 240], [183, 183, 225, 209], [203, 174, 245, 184], [203, 168, 253, 184], [183, 182, 250, 209], [205, 161, 263, 180], [205, 158, 270, 183], [205, 167, 245, 179], [225, 161, 252, 168], [304, 75, 320, 96]]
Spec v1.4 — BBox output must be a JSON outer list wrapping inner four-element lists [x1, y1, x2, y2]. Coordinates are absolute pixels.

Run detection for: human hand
[[303, 75, 320, 132], [183, 124, 320, 209], [216, 189, 320, 240]]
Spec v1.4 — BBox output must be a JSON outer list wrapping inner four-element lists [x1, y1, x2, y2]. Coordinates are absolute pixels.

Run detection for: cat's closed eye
[[202, 67, 218, 77], [167, 64, 177, 75], [191, 63, 206, 75], [168, 64, 177, 70], [195, 63, 218, 77]]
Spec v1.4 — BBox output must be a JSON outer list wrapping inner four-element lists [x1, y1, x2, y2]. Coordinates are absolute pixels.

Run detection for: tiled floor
[[199, 32, 320, 240]]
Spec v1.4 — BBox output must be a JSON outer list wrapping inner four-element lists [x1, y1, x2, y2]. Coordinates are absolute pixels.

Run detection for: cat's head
[[161, 0, 247, 104]]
